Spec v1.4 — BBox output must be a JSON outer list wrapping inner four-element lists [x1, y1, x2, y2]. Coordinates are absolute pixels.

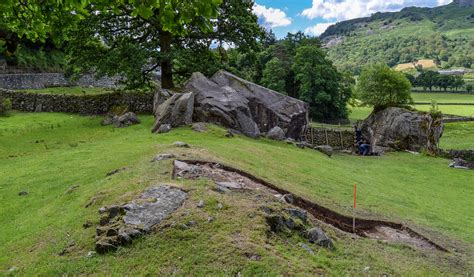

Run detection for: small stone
[[8, 266, 18, 273], [87, 251, 96, 258], [98, 207, 107, 214], [197, 200, 205, 208], [18, 191, 28, 196], [363, 266, 370, 272], [217, 203, 223, 209], [285, 138, 295, 145], [314, 145, 333, 157], [65, 185, 80, 194], [225, 130, 234, 138], [299, 242, 315, 255], [157, 124, 172, 134], [187, 220, 198, 227], [192, 122, 208, 132], [95, 240, 118, 254], [266, 126, 286, 141], [151, 153, 175, 162], [83, 220, 93, 229], [106, 167, 128, 177], [207, 216, 214, 223], [306, 227, 335, 250], [173, 141, 190, 148], [285, 208, 308, 223], [280, 194, 294, 204], [215, 181, 243, 192]]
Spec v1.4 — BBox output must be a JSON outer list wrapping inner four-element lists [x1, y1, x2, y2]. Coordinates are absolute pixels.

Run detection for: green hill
[[320, 0, 474, 73]]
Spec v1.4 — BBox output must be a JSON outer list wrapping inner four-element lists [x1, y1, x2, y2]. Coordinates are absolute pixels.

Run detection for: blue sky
[[253, 0, 453, 38]]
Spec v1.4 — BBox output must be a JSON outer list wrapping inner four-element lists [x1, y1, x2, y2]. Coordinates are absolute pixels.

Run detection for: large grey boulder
[[152, 89, 172, 114], [151, 70, 309, 139], [184, 72, 261, 138], [152, 92, 194, 133], [209, 70, 309, 139], [102, 112, 140, 128], [359, 107, 444, 153]]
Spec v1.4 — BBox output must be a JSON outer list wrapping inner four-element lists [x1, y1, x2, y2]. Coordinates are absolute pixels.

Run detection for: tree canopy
[[355, 63, 413, 110]]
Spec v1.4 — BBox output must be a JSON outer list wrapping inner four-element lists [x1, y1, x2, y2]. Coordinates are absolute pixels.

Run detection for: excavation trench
[[173, 160, 447, 252]]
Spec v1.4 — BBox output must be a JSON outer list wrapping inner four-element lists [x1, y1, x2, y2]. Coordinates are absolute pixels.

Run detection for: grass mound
[[0, 113, 472, 274]]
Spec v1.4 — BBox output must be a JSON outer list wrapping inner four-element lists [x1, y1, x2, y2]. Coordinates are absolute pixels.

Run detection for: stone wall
[[0, 89, 153, 114], [303, 127, 355, 150], [0, 73, 121, 90]]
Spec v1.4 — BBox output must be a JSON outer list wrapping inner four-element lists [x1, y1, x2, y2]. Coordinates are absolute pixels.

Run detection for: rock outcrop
[[102, 112, 141, 128], [152, 92, 194, 133], [95, 185, 187, 253], [359, 107, 444, 153], [152, 70, 309, 139]]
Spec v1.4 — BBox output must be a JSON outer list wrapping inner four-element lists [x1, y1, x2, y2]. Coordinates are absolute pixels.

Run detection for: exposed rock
[[314, 145, 333, 157], [153, 88, 172, 114], [285, 138, 295, 144], [191, 122, 208, 133], [173, 141, 190, 148], [207, 216, 214, 223], [267, 126, 286, 141], [285, 208, 308, 223], [224, 129, 235, 138], [114, 112, 141, 128], [95, 185, 187, 253], [306, 227, 334, 250], [296, 142, 312, 149], [152, 92, 194, 133], [151, 153, 175, 162], [215, 181, 243, 191], [299, 242, 315, 255], [156, 123, 171, 134], [359, 107, 443, 153], [18, 191, 28, 196], [197, 200, 205, 208], [170, 71, 309, 139], [449, 158, 474, 170], [281, 194, 294, 204], [83, 220, 93, 229]]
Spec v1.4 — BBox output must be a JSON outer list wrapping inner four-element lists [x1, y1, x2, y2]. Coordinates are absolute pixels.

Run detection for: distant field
[[411, 92, 474, 103], [440, 121, 474, 150], [22, 86, 113, 95]]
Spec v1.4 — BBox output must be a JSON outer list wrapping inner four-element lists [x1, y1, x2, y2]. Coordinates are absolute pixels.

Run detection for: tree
[[261, 58, 287, 94], [292, 46, 351, 121], [453, 75, 465, 91], [466, 84, 473, 94], [1, 0, 263, 89], [416, 70, 440, 91], [355, 63, 412, 110]]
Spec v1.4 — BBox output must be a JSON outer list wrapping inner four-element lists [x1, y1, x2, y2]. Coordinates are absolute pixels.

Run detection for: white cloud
[[305, 22, 336, 36], [301, 0, 450, 22], [253, 3, 292, 28]]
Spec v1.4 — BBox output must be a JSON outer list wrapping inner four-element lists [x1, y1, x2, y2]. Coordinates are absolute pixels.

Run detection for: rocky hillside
[[320, 0, 474, 73]]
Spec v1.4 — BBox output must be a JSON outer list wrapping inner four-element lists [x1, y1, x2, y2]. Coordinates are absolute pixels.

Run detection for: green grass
[[22, 86, 113, 95], [411, 92, 474, 104], [0, 112, 472, 274], [440, 121, 474, 150]]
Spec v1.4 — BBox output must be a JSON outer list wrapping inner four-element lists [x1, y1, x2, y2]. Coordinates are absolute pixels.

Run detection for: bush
[[355, 63, 413, 111], [0, 97, 12, 116]]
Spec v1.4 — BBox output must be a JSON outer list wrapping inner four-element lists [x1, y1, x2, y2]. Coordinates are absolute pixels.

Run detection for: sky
[[253, 0, 453, 38]]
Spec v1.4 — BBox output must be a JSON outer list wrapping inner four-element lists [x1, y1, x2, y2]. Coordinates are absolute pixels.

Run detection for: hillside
[[320, 0, 474, 73]]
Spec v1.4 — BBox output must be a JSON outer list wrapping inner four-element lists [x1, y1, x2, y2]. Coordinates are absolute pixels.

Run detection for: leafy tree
[[466, 84, 473, 94], [292, 46, 351, 121], [261, 57, 287, 94], [416, 70, 440, 91], [453, 75, 465, 91], [355, 63, 412, 110], [0, 0, 227, 89]]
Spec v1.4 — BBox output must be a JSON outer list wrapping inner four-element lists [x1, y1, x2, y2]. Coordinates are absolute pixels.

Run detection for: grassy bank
[[0, 112, 472, 274]]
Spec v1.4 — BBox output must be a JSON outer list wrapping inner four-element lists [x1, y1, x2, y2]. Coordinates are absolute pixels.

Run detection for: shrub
[[355, 63, 413, 111], [0, 97, 12, 116]]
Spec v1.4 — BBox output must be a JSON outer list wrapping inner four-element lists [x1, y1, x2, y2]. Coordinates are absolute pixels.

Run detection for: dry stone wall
[[303, 127, 354, 150], [0, 73, 120, 90], [0, 89, 153, 114]]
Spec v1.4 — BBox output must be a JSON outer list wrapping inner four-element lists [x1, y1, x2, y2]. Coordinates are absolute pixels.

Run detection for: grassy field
[[411, 92, 474, 104], [440, 121, 474, 150], [0, 112, 472, 275], [22, 86, 112, 95]]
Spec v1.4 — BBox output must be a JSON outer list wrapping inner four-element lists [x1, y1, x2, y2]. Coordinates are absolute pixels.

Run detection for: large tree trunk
[[159, 30, 174, 89]]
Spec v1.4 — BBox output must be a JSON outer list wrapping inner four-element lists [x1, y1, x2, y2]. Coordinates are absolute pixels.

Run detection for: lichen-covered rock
[[306, 227, 334, 250], [102, 112, 141, 128], [181, 71, 309, 139], [267, 126, 286, 141], [359, 107, 444, 153], [152, 92, 194, 133], [95, 185, 187, 253], [156, 124, 171, 134]]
